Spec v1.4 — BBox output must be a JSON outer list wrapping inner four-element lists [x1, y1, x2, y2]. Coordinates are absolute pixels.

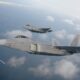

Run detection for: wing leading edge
[[0, 34, 80, 56]]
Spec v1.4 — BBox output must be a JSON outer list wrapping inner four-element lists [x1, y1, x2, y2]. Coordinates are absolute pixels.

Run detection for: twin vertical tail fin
[[52, 34, 80, 46], [70, 34, 80, 46]]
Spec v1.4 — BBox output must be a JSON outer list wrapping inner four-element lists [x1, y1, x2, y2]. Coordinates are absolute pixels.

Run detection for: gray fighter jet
[[0, 34, 80, 56], [24, 24, 52, 33]]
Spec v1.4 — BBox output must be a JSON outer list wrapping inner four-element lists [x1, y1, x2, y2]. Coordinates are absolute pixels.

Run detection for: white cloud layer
[[54, 59, 78, 79], [7, 56, 26, 67], [46, 16, 55, 22], [54, 29, 67, 39], [28, 54, 80, 79], [39, 34, 48, 40], [0, 1, 30, 8], [67, 34, 75, 41], [67, 34, 75, 46], [64, 19, 74, 25], [1, 0, 80, 18], [53, 29, 80, 46], [29, 58, 53, 77], [75, 25, 80, 31], [6, 30, 32, 38]]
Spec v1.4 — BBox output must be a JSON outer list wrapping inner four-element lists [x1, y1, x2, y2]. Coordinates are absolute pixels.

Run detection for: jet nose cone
[[0, 39, 7, 45]]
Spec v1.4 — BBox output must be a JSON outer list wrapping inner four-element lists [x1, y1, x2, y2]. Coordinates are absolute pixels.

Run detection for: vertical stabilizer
[[70, 34, 80, 46]]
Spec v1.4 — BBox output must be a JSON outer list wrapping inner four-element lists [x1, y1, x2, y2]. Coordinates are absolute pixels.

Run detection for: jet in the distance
[[24, 24, 52, 33], [0, 34, 80, 56]]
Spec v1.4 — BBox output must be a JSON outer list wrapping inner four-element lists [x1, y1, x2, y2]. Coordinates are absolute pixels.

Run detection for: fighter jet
[[0, 34, 80, 56], [24, 24, 52, 33]]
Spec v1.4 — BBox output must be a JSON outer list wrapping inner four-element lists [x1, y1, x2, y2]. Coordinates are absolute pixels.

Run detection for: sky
[[1, 0, 80, 80], [1, 0, 80, 18]]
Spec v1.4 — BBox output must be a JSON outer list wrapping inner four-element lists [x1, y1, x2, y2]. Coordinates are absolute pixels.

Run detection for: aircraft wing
[[24, 24, 52, 33], [41, 28, 50, 30], [0, 34, 80, 56], [40, 28, 50, 31], [0, 33, 80, 56], [0, 38, 68, 56]]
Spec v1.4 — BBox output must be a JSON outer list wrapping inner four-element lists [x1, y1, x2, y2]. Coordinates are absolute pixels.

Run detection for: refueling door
[[30, 44, 40, 52], [31, 44, 37, 52]]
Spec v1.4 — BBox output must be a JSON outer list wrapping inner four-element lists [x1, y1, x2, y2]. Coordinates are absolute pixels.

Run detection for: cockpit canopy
[[15, 35, 28, 38]]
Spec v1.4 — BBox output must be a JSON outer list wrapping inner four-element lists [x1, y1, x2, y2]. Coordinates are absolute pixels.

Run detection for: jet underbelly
[[0, 39, 70, 56], [55, 46, 80, 54], [30, 43, 68, 56]]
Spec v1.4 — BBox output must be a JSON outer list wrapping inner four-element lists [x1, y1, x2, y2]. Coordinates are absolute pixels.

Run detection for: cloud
[[39, 34, 48, 40], [54, 54, 80, 79], [1, 0, 80, 18], [67, 34, 75, 41], [28, 54, 80, 79], [64, 19, 74, 25], [0, 1, 30, 8], [54, 29, 67, 39], [75, 25, 80, 31], [28, 58, 54, 77], [54, 59, 78, 79], [6, 30, 32, 38], [67, 34, 75, 45], [7, 56, 26, 67], [65, 54, 80, 64], [46, 16, 55, 22], [53, 30, 78, 46], [25, 0, 80, 18]]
